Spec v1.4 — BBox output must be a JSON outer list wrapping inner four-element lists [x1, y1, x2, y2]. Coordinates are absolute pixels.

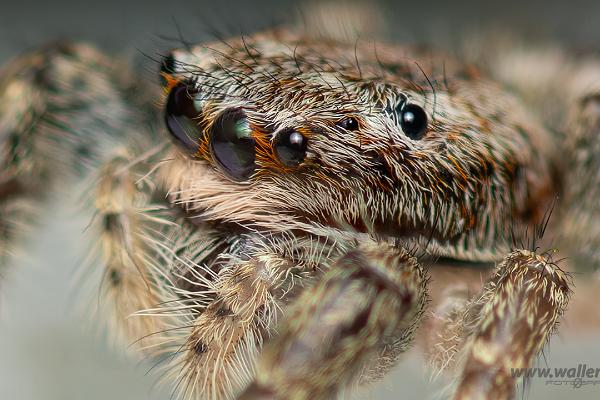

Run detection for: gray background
[[1, 1, 600, 399]]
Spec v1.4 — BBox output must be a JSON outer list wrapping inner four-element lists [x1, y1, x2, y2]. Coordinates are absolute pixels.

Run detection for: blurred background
[[1, 0, 600, 399]]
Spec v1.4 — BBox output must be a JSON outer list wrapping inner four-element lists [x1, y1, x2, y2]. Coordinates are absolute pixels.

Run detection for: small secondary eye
[[399, 103, 428, 140], [337, 116, 359, 131], [275, 129, 308, 167], [165, 84, 201, 152], [210, 109, 256, 181]]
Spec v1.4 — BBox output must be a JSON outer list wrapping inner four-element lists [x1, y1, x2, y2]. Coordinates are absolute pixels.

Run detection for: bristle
[[144, 230, 342, 400], [85, 145, 176, 351], [452, 250, 571, 399]]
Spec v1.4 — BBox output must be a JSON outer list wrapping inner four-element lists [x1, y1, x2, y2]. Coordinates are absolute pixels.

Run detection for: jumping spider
[[1, 10, 599, 400]]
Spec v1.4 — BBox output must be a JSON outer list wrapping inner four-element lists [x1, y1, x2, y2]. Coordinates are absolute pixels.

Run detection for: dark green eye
[[274, 129, 307, 167], [165, 84, 201, 152], [210, 109, 256, 181]]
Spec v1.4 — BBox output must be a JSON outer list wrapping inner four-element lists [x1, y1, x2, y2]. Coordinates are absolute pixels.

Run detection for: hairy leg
[[146, 232, 342, 400], [238, 243, 428, 400], [89, 144, 177, 350], [562, 89, 600, 270], [423, 265, 484, 380], [0, 42, 153, 267], [449, 250, 571, 400], [0, 41, 174, 356]]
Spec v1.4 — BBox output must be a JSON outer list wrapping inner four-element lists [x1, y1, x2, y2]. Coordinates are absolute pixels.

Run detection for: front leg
[[452, 250, 571, 400], [145, 232, 345, 400], [238, 243, 428, 400]]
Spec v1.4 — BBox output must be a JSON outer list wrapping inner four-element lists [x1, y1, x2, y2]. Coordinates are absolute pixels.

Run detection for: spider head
[[159, 32, 556, 261]]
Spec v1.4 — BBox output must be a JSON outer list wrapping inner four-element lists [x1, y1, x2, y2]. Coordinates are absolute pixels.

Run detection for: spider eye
[[210, 109, 256, 181], [275, 129, 307, 167], [337, 116, 359, 131], [399, 104, 428, 140], [165, 84, 201, 152]]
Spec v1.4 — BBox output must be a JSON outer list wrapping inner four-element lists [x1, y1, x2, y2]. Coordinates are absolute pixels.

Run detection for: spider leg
[[0, 42, 179, 356], [562, 90, 600, 270], [423, 266, 481, 380], [452, 250, 571, 400], [89, 146, 177, 350], [149, 233, 337, 400], [0, 42, 154, 266], [238, 243, 428, 400], [158, 257, 277, 400]]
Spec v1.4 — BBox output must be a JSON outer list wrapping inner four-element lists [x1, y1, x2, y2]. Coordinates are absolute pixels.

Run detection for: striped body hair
[[160, 30, 556, 262]]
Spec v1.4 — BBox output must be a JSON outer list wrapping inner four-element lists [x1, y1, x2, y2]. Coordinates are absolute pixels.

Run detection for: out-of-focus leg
[[0, 42, 153, 267], [238, 243, 428, 400]]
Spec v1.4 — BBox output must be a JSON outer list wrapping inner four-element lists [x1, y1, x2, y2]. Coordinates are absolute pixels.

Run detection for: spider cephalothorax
[[160, 31, 556, 262]]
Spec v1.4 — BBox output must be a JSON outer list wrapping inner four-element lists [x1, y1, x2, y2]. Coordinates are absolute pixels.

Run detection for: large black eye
[[210, 109, 256, 181], [399, 103, 428, 140], [274, 129, 307, 167], [337, 116, 359, 131], [165, 84, 201, 152]]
